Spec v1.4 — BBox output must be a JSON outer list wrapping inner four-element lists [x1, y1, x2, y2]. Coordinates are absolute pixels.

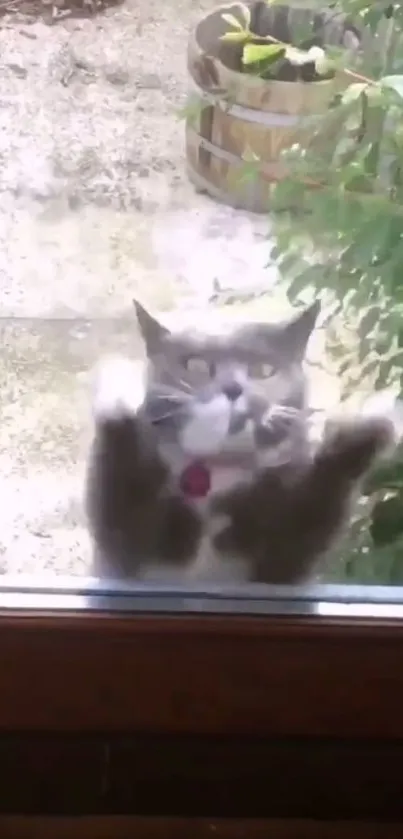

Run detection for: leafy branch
[[272, 0, 403, 583]]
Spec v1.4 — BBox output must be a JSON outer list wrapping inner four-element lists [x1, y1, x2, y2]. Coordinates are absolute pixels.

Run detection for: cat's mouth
[[229, 410, 249, 435]]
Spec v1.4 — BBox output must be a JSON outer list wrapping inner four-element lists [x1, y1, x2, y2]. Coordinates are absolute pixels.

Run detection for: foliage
[[219, 3, 334, 79], [272, 0, 403, 583]]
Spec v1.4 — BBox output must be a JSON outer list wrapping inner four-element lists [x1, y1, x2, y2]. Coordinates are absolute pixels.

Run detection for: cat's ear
[[281, 301, 320, 359], [133, 299, 170, 353]]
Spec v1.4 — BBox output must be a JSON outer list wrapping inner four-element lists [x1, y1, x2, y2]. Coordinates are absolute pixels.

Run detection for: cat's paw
[[92, 356, 146, 422], [361, 389, 403, 443], [323, 389, 403, 459], [319, 412, 398, 480]]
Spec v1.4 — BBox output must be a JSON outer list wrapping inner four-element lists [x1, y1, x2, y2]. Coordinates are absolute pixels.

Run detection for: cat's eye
[[248, 361, 274, 379], [184, 357, 212, 378]]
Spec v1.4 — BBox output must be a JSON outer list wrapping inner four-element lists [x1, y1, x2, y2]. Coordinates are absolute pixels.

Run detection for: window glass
[[1, 0, 403, 605]]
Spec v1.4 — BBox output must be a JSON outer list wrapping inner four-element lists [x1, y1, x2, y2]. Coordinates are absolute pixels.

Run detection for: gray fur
[[86, 301, 398, 583]]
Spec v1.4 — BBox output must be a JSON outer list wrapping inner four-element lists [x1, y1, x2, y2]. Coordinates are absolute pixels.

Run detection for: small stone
[[74, 56, 95, 73], [67, 194, 81, 211], [105, 68, 129, 86], [19, 29, 37, 39], [137, 72, 162, 90], [133, 196, 144, 211], [139, 198, 159, 213], [8, 63, 27, 79]]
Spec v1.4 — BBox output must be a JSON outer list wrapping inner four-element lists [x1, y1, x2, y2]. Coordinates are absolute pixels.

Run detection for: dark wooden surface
[[2, 610, 403, 819], [1, 734, 403, 818], [1, 818, 402, 839], [0, 610, 403, 737]]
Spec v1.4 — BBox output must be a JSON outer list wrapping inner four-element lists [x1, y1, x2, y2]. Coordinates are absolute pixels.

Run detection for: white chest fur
[[137, 450, 252, 584], [187, 462, 251, 583]]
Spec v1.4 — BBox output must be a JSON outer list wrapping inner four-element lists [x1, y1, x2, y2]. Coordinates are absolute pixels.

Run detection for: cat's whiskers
[[151, 401, 195, 424], [154, 393, 191, 402], [163, 373, 193, 394], [266, 404, 302, 423], [151, 379, 194, 400], [178, 379, 193, 393], [153, 412, 182, 423], [261, 411, 275, 432], [274, 404, 301, 414]]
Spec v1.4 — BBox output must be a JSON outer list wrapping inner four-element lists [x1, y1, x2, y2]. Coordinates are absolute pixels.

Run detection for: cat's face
[[135, 300, 320, 460]]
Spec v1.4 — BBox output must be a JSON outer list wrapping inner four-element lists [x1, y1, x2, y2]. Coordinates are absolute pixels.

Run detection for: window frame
[[1, 818, 402, 839], [2, 578, 403, 820], [1, 577, 403, 735]]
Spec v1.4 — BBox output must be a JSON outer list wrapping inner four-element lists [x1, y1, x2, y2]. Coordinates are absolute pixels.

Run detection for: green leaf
[[177, 94, 207, 127], [268, 245, 280, 261], [363, 141, 381, 177], [221, 12, 244, 30], [358, 306, 382, 340], [236, 2, 251, 28], [242, 43, 285, 66], [370, 494, 403, 546], [382, 75, 403, 99], [391, 349, 403, 368], [220, 30, 250, 43], [362, 6, 386, 34], [365, 457, 403, 494], [357, 337, 372, 364], [333, 137, 356, 164], [279, 251, 301, 275], [366, 84, 385, 106], [338, 358, 353, 376], [285, 264, 325, 299], [341, 83, 368, 105], [242, 145, 259, 163], [235, 160, 260, 185], [360, 357, 382, 379]]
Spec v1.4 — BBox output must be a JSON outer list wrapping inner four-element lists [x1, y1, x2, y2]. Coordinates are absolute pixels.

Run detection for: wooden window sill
[[1, 818, 401, 839], [0, 579, 403, 820]]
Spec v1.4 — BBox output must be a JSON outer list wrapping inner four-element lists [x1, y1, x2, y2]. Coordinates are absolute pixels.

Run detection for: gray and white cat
[[86, 300, 399, 584]]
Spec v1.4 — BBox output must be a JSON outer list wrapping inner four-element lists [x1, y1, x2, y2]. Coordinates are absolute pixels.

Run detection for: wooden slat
[[0, 612, 403, 737], [1, 817, 402, 839], [1, 734, 403, 819], [0, 738, 104, 813]]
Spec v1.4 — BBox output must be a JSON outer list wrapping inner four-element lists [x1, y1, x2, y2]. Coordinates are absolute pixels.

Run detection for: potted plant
[[185, 1, 360, 212]]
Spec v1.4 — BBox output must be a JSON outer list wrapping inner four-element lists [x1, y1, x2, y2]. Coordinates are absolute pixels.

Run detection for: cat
[[86, 299, 399, 584]]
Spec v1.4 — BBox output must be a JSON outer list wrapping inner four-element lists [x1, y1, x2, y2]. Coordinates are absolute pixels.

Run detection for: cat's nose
[[222, 381, 243, 402]]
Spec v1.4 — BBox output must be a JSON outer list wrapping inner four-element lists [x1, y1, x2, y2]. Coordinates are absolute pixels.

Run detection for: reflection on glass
[[1, 0, 402, 596]]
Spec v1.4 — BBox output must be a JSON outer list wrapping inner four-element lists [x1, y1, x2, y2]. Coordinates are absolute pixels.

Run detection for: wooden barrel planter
[[186, 2, 360, 213]]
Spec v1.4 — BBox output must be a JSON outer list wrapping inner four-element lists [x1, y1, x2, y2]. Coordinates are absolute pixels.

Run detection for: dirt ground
[[0, 0, 340, 576]]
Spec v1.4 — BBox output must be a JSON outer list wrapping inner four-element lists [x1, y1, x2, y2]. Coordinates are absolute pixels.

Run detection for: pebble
[[137, 72, 162, 90], [105, 67, 130, 86]]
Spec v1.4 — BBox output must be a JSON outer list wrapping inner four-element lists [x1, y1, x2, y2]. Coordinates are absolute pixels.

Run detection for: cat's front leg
[[313, 411, 398, 484], [86, 356, 169, 575], [286, 410, 401, 580], [89, 355, 167, 495], [211, 406, 401, 585]]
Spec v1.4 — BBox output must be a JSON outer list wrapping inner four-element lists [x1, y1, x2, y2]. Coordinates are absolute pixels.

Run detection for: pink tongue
[[179, 461, 211, 498]]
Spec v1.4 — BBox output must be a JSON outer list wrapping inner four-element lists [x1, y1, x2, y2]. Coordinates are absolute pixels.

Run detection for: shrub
[[272, 0, 403, 583]]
